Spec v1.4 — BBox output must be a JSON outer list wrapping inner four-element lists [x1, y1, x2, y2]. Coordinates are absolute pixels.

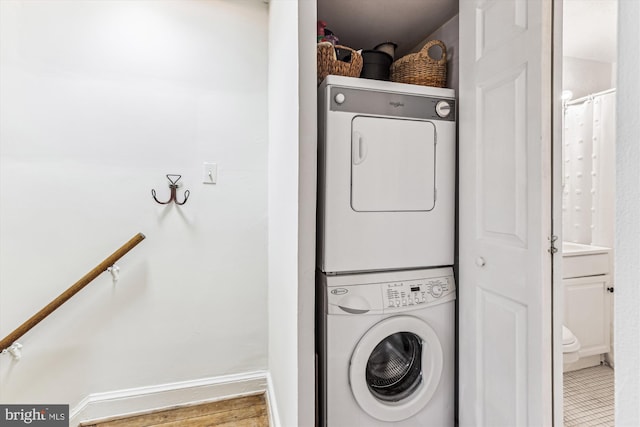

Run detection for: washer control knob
[[435, 100, 451, 118], [335, 93, 346, 104], [395, 300, 400, 307], [431, 284, 443, 298]]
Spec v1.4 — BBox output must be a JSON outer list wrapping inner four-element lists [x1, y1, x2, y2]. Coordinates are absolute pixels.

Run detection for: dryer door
[[349, 315, 444, 422], [351, 116, 436, 212]]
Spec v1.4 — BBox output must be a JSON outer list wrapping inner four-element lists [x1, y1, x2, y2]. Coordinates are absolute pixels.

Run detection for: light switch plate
[[203, 162, 217, 184]]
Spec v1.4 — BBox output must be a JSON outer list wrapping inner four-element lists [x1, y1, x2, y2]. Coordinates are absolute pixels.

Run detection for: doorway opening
[[558, 0, 617, 425]]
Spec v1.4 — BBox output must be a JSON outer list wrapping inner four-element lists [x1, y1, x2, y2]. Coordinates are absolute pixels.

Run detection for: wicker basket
[[317, 42, 363, 85], [390, 40, 447, 88]]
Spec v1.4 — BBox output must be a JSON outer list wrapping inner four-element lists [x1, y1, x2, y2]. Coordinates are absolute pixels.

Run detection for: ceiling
[[317, 0, 617, 64], [317, 0, 459, 58]]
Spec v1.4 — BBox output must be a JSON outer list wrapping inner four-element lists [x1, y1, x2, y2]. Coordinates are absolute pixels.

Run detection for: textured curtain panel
[[591, 92, 616, 248], [562, 91, 616, 247], [563, 100, 594, 244]]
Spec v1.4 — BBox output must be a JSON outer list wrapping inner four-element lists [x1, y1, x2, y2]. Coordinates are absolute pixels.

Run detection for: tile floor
[[564, 365, 614, 426]]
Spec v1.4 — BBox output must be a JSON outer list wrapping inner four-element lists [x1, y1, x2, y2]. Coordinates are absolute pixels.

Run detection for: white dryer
[[317, 76, 456, 274], [317, 267, 455, 427]]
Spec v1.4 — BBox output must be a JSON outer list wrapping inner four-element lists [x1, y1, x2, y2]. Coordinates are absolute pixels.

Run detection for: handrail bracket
[[1, 342, 23, 361]]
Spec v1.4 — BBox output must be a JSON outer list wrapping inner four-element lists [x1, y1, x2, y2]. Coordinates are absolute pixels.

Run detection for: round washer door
[[349, 315, 444, 422]]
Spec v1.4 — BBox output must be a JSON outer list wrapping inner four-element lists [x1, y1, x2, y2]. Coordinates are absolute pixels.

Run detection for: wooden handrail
[[0, 232, 146, 353]]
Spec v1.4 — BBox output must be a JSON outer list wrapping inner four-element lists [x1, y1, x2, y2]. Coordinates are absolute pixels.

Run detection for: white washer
[[318, 267, 455, 427], [317, 76, 456, 274]]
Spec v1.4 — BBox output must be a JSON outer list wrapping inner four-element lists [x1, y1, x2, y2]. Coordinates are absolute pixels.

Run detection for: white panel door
[[458, 0, 554, 425]]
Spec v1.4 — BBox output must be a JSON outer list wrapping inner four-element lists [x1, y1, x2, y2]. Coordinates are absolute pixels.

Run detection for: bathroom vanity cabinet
[[562, 242, 612, 368]]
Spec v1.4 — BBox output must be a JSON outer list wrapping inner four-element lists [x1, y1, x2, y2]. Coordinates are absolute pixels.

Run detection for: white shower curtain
[[562, 91, 616, 247]]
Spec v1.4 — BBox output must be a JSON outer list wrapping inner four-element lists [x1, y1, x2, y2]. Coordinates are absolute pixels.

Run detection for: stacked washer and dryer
[[316, 75, 457, 426]]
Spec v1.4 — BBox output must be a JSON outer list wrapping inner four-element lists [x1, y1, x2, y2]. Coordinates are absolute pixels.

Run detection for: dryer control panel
[[384, 276, 455, 310]]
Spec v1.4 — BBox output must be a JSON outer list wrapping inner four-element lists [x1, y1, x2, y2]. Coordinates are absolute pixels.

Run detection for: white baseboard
[[563, 355, 605, 372], [265, 371, 281, 427], [70, 370, 271, 426]]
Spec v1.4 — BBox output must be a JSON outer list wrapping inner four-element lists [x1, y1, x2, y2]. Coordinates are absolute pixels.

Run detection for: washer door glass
[[349, 316, 444, 422], [366, 332, 423, 402]]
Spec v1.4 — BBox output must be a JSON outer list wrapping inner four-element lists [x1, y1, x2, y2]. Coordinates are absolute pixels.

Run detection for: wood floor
[[83, 393, 269, 427]]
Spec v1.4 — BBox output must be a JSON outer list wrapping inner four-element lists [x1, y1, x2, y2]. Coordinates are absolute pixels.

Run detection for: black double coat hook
[[152, 174, 190, 205]]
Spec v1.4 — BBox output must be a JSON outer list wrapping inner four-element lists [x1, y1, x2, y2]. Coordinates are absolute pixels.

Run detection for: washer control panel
[[323, 267, 456, 315], [383, 276, 454, 309]]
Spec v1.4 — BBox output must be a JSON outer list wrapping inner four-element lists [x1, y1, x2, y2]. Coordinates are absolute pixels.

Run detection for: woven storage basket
[[317, 42, 363, 85], [390, 40, 447, 87]]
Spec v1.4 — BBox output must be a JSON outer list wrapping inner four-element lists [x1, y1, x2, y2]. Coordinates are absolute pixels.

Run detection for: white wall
[[296, 1, 318, 426], [615, 0, 640, 423], [563, 56, 613, 99], [267, 1, 300, 425], [267, 0, 317, 424], [414, 14, 460, 92], [0, 0, 268, 409]]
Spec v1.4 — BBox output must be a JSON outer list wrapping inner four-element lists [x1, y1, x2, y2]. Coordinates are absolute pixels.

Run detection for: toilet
[[563, 325, 581, 364]]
